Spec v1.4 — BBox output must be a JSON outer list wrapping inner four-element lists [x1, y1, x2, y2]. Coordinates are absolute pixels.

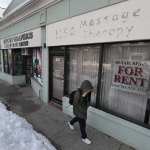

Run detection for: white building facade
[[0, 0, 150, 149]]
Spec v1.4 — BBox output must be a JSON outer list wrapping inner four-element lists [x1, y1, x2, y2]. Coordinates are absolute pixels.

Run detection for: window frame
[[64, 41, 150, 129], [98, 42, 150, 129], [3, 50, 11, 74]]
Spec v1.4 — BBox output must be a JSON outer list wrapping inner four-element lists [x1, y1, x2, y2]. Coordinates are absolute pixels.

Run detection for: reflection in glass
[[100, 43, 150, 123], [69, 46, 100, 106]]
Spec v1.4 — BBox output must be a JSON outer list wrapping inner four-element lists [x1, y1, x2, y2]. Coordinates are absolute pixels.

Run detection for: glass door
[[52, 56, 64, 101]]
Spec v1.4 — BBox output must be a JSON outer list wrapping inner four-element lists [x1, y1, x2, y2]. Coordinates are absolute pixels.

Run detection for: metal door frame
[[49, 47, 66, 104]]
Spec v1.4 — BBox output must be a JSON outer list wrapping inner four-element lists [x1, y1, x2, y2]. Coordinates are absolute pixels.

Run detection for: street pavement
[[0, 80, 135, 150]]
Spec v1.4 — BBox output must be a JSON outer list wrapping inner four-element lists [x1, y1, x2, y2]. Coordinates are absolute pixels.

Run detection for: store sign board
[[1, 28, 41, 49], [112, 60, 150, 94], [46, 0, 150, 46]]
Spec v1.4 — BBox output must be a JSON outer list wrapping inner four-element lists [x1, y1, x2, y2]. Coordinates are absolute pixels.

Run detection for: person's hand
[[82, 89, 94, 97]]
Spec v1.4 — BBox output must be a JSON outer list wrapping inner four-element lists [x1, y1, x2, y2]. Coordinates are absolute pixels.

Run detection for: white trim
[[3, 0, 32, 17], [0, 0, 61, 31]]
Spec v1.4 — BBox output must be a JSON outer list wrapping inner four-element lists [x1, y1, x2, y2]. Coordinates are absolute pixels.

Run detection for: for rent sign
[[112, 60, 150, 94]]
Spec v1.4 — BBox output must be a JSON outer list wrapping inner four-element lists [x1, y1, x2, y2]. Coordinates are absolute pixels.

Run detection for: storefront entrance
[[49, 47, 65, 104], [23, 55, 33, 84], [52, 56, 64, 100], [49, 46, 100, 105]]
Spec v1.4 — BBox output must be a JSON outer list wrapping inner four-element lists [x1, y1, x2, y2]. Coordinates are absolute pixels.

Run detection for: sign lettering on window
[[112, 60, 150, 94]]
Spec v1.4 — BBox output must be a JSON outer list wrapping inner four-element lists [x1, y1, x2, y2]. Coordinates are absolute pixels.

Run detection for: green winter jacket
[[73, 80, 93, 119]]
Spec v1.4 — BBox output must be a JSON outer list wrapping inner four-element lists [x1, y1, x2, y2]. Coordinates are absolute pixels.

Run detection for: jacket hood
[[80, 80, 93, 94]]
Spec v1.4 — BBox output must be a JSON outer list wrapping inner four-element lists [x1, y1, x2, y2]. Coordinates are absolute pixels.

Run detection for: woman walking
[[68, 80, 93, 145]]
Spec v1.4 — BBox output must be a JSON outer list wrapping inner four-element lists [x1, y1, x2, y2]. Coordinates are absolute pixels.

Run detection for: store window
[[3, 50, 11, 74], [68, 46, 100, 106], [33, 49, 42, 84], [12, 50, 23, 75], [99, 42, 150, 125], [3, 49, 23, 75], [0, 51, 2, 71]]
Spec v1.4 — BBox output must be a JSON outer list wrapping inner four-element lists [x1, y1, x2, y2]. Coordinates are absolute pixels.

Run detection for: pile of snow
[[0, 102, 56, 150]]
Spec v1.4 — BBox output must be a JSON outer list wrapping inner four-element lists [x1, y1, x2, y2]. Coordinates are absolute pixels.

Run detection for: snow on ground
[[0, 102, 57, 150]]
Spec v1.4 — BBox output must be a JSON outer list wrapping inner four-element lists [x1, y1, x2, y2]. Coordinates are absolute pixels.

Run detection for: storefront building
[[0, 0, 150, 149], [0, 29, 43, 99], [0, 0, 53, 101], [0, 28, 42, 86], [46, 0, 150, 150]]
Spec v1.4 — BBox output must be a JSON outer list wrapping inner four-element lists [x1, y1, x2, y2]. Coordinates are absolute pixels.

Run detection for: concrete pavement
[[0, 80, 135, 150]]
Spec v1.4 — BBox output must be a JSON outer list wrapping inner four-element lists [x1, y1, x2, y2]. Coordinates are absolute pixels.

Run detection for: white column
[[0, 50, 4, 72], [41, 47, 49, 103]]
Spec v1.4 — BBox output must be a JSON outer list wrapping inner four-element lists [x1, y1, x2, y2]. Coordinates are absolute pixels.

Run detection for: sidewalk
[[0, 80, 135, 150]]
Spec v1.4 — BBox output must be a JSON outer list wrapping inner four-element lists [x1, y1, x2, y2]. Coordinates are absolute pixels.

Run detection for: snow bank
[[0, 102, 57, 150]]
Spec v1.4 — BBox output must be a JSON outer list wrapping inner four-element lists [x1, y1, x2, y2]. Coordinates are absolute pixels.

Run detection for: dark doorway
[[49, 47, 66, 104], [52, 56, 64, 101], [23, 55, 33, 84]]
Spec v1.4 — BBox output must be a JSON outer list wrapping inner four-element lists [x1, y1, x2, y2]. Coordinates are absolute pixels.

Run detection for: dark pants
[[70, 117, 87, 139]]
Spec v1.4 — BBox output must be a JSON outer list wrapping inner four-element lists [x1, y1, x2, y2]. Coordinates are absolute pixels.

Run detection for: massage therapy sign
[[112, 60, 150, 94]]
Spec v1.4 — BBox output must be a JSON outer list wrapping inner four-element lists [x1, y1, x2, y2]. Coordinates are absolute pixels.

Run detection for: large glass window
[[3, 50, 11, 74], [3, 49, 23, 75], [67, 42, 150, 127], [12, 50, 23, 75], [99, 43, 150, 124], [33, 48, 42, 84], [0, 51, 2, 71], [68, 46, 100, 106]]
